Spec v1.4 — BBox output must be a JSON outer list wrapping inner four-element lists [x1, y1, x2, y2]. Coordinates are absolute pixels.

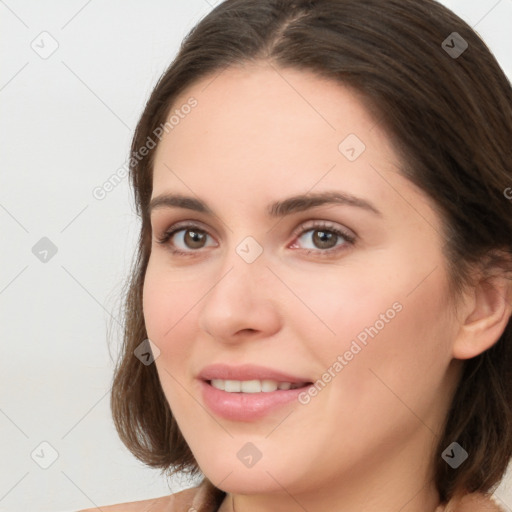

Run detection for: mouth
[[197, 365, 314, 421]]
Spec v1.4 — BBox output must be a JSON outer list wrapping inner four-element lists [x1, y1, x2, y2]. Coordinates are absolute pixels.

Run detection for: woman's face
[[143, 63, 463, 503]]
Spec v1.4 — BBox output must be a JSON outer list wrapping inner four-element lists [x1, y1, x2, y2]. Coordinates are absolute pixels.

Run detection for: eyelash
[[155, 220, 356, 258]]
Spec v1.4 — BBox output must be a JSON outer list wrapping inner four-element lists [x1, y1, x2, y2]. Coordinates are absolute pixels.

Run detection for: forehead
[[150, 63, 420, 220], [155, 62, 388, 168]]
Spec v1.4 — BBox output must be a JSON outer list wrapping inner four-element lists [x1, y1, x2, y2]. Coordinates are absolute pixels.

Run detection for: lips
[[197, 364, 314, 421], [198, 363, 311, 384]]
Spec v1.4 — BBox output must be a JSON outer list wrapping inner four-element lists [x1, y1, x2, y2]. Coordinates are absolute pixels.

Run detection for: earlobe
[[452, 275, 512, 360]]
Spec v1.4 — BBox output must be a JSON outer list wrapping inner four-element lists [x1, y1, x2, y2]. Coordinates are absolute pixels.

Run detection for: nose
[[197, 248, 281, 344]]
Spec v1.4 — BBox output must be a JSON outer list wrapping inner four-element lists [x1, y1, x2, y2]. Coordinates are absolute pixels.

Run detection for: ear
[[452, 272, 512, 360]]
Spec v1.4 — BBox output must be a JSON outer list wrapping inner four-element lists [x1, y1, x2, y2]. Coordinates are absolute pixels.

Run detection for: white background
[[1, 1, 511, 511]]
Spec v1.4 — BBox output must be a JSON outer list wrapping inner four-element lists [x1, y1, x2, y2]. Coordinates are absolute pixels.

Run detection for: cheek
[[298, 250, 455, 404], [142, 262, 202, 419], [274, 259, 401, 364], [325, 269, 455, 423], [142, 258, 198, 363]]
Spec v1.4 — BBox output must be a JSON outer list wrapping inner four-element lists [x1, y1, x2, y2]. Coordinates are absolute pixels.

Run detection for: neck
[[224, 479, 440, 512]]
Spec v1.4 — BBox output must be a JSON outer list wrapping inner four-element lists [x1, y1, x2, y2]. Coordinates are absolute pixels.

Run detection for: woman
[[81, 0, 512, 510]]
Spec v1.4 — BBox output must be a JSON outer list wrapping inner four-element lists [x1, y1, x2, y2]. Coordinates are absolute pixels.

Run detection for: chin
[[208, 469, 284, 494], [197, 453, 305, 495]]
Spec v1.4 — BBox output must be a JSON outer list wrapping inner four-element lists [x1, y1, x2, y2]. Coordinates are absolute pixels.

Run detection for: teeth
[[224, 380, 241, 392], [211, 379, 225, 390], [261, 379, 277, 392], [210, 379, 305, 393]]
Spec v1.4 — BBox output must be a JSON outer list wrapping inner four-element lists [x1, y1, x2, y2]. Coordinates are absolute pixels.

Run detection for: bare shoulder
[[77, 491, 190, 511]]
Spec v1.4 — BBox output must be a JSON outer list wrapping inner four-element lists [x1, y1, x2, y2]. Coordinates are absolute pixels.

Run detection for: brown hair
[[109, 0, 512, 502]]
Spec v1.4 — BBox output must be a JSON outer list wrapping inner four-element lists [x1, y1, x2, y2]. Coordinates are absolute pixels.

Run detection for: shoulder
[[77, 478, 225, 512], [77, 485, 200, 512], [435, 491, 506, 512]]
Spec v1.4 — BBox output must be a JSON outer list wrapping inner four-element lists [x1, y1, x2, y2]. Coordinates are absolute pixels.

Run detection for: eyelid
[[157, 219, 212, 237], [290, 219, 356, 243]]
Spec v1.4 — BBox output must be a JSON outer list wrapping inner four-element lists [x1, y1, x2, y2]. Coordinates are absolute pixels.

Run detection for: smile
[[209, 379, 308, 393]]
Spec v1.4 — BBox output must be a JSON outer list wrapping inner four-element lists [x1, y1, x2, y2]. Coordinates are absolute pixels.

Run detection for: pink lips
[[198, 363, 310, 383], [197, 364, 313, 422]]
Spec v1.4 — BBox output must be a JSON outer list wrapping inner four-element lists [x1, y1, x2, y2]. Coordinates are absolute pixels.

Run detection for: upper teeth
[[210, 379, 304, 393]]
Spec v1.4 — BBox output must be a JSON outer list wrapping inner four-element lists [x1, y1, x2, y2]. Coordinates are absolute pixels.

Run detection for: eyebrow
[[148, 191, 382, 218]]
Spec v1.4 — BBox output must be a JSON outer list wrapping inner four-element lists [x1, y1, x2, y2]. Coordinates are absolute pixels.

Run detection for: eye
[[155, 223, 216, 256], [290, 221, 356, 256]]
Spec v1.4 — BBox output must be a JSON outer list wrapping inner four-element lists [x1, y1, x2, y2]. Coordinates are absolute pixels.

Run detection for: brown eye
[[310, 230, 339, 250], [293, 222, 355, 255], [180, 229, 208, 249], [156, 224, 216, 256]]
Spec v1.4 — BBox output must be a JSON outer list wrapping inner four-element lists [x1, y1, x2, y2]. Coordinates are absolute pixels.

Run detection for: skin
[[142, 61, 511, 512]]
